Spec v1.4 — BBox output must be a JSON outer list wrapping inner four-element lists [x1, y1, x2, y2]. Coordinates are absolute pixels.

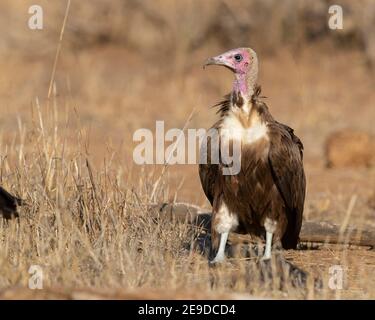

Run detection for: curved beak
[[203, 55, 234, 71], [203, 57, 220, 69]]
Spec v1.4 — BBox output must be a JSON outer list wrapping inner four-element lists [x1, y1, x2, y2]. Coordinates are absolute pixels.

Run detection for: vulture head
[[204, 47, 259, 99], [204, 47, 257, 74]]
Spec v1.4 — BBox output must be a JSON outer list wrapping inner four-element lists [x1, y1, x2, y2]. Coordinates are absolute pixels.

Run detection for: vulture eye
[[234, 54, 243, 62]]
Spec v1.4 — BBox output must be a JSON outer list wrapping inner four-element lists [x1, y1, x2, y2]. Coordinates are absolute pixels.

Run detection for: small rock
[[325, 129, 375, 168]]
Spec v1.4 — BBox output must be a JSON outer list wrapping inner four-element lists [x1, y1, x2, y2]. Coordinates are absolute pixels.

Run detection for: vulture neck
[[233, 73, 257, 101], [232, 65, 258, 103], [230, 67, 258, 117], [224, 66, 263, 129]]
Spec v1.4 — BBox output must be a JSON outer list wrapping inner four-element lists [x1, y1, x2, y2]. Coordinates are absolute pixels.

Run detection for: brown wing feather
[[200, 95, 232, 205], [199, 134, 219, 206], [268, 122, 306, 249]]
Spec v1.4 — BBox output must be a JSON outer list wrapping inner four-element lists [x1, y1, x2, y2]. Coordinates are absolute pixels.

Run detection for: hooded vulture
[[200, 47, 306, 263]]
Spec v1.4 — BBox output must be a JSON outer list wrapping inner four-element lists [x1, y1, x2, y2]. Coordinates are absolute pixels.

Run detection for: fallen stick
[[299, 221, 375, 248], [151, 202, 375, 249]]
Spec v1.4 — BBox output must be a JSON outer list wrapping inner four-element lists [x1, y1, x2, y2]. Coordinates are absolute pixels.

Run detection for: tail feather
[[281, 208, 303, 250]]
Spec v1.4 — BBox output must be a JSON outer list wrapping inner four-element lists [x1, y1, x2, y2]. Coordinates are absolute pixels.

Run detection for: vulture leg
[[263, 231, 273, 260], [209, 200, 238, 264], [262, 218, 277, 260], [210, 231, 229, 264]]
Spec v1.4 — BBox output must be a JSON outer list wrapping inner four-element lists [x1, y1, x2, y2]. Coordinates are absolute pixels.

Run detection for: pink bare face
[[204, 48, 254, 74]]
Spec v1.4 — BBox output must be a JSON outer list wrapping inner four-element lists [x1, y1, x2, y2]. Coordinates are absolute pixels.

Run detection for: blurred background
[[0, 0, 374, 224]]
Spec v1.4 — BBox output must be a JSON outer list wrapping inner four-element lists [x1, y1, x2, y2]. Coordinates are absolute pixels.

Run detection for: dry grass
[[0, 60, 372, 299], [0, 0, 374, 300], [0, 102, 315, 299]]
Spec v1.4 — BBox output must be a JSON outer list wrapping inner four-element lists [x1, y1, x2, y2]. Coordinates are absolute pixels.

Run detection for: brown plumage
[[200, 48, 305, 262]]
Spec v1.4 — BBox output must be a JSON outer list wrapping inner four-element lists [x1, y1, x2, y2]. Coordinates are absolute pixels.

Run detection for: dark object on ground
[[0, 186, 23, 219]]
